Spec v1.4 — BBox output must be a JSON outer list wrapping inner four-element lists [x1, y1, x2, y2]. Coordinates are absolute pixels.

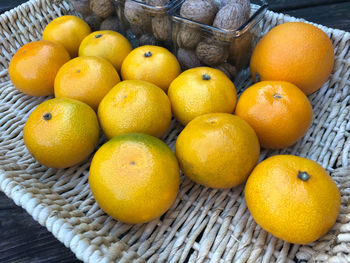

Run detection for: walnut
[[84, 13, 103, 31], [71, 0, 91, 17], [228, 32, 253, 70], [214, 63, 237, 79], [196, 39, 229, 66], [177, 48, 201, 70], [90, 0, 115, 18], [124, 0, 152, 29], [100, 16, 123, 33], [139, 33, 159, 46], [213, 3, 246, 41], [180, 0, 217, 25], [236, 0, 251, 19], [152, 15, 172, 41], [213, 3, 246, 30], [176, 25, 201, 49], [216, 0, 250, 19]]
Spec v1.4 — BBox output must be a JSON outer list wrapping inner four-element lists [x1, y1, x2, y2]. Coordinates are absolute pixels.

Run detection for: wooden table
[[1, 1, 350, 262]]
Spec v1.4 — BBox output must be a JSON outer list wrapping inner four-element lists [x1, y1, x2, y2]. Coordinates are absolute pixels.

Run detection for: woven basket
[[1, 0, 350, 262]]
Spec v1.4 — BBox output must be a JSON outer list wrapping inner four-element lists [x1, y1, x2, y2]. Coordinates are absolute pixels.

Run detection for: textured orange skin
[[250, 22, 334, 95], [23, 98, 100, 168], [245, 155, 341, 244], [54, 56, 120, 111], [168, 67, 237, 125], [235, 81, 313, 149], [98, 80, 172, 139], [79, 30, 132, 71], [43, 15, 91, 58], [121, 45, 181, 92], [9, 40, 70, 96], [175, 113, 260, 189], [89, 133, 180, 224]]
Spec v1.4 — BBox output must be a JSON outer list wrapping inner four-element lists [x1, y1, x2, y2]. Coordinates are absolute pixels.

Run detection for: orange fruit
[[9, 40, 70, 96], [98, 80, 172, 139], [54, 56, 120, 111], [245, 155, 341, 244], [250, 22, 334, 95], [89, 133, 180, 224], [43, 15, 91, 58], [121, 45, 181, 92], [168, 67, 237, 125], [175, 113, 260, 188], [235, 81, 313, 149], [23, 98, 99, 168], [79, 30, 132, 71]]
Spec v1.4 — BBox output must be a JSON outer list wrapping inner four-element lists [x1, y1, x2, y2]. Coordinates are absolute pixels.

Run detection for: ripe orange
[[250, 22, 334, 95], [245, 155, 341, 244], [89, 133, 180, 224], [235, 81, 313, 149], [23, 98, 99, 168], [168, 67, 237, 125], [43, 15, 91, 58], [54, 56, 120, 110], [98, 80, 172, 139], [79, 30, 132, 71], [121, 45, 181, 92], [175, 113, 260, 188], [9, 40, 70, 96]]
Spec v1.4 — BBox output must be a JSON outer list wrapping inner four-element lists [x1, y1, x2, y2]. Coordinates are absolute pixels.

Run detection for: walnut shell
[[71, 0, 92, 17], [177, 48, 201, 70], [228, 32, 253, 70], [124, 0, 152, 28], [213, 3, 246, 41], [180, 0, 217, 25], [152, 15, 172, 41], [139, 33, 159, 46], [85, 13, 103, 31], [100, 16, 123, 33], [90, 0, 115, 18], [214, 63, 237, 79], [236, 0, 250, 19], [217, 0, 250, 19], [213, 3, 246, 30], [176, 25, 201, 49], [196, 39, 229, 66]]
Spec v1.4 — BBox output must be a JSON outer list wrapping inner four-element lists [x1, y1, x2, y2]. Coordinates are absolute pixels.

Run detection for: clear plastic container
[[114, 0, 181, 48], [170, 0, 268, 80], [69, 0, 268, 81]]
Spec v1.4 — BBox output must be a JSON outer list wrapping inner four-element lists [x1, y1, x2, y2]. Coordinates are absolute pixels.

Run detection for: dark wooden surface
[[1, 1, 350, 262]]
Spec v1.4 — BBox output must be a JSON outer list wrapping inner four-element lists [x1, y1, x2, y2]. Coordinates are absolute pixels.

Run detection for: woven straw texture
[[1, 0, 350, 262]]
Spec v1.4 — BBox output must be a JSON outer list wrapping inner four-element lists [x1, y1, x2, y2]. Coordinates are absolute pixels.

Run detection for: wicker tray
[[1, 0, 350, 262]]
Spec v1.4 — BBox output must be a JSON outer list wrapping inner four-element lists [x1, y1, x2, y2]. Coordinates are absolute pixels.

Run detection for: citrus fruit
[[42, 15, 91, 58], [235, 81, 313, 149], [121, 45, 181, 92], [250, 22, 334, 95], [54, 56, 120, 110], [175, 113, 260, 188], [168, 67, 237, 125], [79, 30, 132, 71], [245, 155, 341, 244], [98, 80, 172, 139], [23, 98, 99, 168], [89, 133, 180, 224], [9, 40, 70, 96]]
